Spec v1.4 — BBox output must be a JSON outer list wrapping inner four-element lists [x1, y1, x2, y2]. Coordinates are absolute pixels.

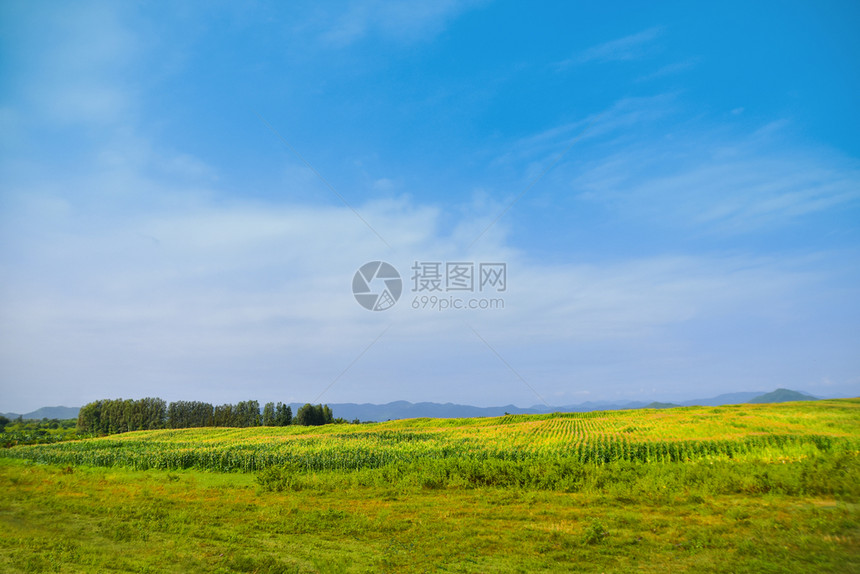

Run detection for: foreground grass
[[1, 457, 858, 573]]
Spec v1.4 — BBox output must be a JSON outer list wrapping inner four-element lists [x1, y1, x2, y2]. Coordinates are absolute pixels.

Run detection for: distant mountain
[[292, 401, 546, 421], [681, 391, 766, 407], [4, 389, 827, 423], [2, 406, 80, 420], [747, 388, 818, 404], [320, 389, 824, 421], [315, 400, 669, 421]]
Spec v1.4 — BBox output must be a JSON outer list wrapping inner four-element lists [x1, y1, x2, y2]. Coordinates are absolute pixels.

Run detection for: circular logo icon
[[352, 261, 402, 311]]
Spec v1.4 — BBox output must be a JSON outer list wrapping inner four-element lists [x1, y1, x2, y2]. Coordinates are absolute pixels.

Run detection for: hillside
[[748, 388, 818, 403]]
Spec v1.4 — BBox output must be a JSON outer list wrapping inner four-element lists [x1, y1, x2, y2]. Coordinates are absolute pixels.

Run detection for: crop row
[[2, 433, 852, 473]]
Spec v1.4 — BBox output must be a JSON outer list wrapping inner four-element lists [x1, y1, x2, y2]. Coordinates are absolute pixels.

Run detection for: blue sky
[[1, 1, 859, 412]]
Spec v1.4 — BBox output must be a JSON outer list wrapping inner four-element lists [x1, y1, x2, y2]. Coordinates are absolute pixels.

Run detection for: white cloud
[[5, 83, 856, 409], [2, 164, 854, 410]]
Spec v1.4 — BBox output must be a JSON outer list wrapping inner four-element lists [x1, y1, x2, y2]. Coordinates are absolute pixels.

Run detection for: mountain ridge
[[3, 389, 827, 422], [1, 406, 81, 421]]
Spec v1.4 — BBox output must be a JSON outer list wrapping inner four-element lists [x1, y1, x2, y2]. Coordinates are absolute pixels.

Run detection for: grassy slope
[[1, 399, 858, 573]]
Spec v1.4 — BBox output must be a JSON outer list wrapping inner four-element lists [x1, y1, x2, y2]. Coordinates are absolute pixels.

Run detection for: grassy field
[[1, 400, 858, 572]]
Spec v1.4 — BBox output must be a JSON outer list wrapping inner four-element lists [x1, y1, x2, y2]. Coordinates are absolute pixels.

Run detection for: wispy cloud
[[492, 94, 677, 178], [571, 123, 860, 234], [635, 58, 698, 82], [490, 93, 859, 236], [556, 27, 663, 69], [2, 1, 139, 126], [318, 0, 486, 47]]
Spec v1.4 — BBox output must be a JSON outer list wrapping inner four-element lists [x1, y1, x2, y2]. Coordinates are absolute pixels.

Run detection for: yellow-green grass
[[1, 458, 857, 573]]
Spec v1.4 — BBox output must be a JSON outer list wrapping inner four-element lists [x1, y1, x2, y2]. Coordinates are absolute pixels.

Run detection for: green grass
[[1, 399, 858, 572]]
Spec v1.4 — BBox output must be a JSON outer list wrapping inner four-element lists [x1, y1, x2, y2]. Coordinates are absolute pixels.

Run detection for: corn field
[[2, 399, 857, 473]]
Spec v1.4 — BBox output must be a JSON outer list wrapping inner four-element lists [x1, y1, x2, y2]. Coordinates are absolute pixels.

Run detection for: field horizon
[[0, 386, 835, 423]]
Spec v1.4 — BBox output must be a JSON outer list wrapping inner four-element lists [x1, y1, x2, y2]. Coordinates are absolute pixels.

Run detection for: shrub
[[582, 519, 608, 545]]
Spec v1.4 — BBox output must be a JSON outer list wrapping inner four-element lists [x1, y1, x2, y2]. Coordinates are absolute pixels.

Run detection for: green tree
[[295, 404, 333, 426], [141, 397, 166, 429], [76, 401, 101, 433], [294, 404, 314, 426], [275, 403, 292, 426], [262, 402, 276, 426], [235, 401, 261, 427], [213, 404, 234, 427]]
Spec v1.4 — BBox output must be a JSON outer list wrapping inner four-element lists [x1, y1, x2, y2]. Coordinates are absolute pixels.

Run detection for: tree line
[[76, 398, 342, 435]]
